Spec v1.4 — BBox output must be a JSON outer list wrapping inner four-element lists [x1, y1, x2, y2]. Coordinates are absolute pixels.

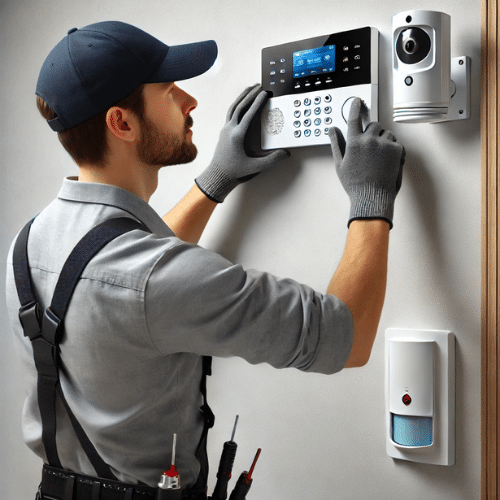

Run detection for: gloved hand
[[329, 98, 406, 228], [195, 85, 290, 203]]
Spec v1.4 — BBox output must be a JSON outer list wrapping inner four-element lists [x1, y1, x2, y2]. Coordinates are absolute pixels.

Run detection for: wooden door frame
[[481, 0, 499, 498]]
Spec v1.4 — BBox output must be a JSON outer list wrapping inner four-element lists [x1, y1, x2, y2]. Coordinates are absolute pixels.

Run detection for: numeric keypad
[[292, 94, 333, 139]]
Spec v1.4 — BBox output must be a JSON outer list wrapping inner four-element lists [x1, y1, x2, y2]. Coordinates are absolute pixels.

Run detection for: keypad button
[[294, 130, 301, 138], [314, 129, 321, 137], [304, 129, 312, 137], [294, 100, 301, 107], [314, 118, 321, 126], [294, 110, 301, 118], [270, 70, 276, 76], [293, 120, 301, 128], [314, 107, 321, 115], [304, 109, 311, 117], [304, 119, 311, 127], [325, 117, 332, 125], [324, 128, 330, 135], [304, 98, 311, 106], [314, 97, 321, 105], [324, 95, 332, 103], [324, 106, 332, 114]]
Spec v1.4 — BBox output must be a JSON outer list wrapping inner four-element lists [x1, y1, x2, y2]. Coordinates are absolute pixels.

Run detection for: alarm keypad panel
[[261, 27, 378, 150]]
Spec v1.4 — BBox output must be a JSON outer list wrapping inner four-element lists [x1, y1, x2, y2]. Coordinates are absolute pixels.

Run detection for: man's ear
[[106, 107, 139, 142]]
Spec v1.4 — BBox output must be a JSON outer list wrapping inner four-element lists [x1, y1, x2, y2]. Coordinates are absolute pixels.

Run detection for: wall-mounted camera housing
[[393, 10, 470, 124], [393, 10, 452, 123]]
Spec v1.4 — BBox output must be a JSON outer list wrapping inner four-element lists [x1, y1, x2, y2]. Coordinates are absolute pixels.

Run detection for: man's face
[[137, 83, 198, 167]]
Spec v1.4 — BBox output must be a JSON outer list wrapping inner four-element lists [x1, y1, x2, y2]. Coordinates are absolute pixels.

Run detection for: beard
[[137, 115, 197, 167]]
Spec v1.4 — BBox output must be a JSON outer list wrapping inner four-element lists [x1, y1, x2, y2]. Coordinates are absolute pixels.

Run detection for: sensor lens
[[404, 39, 418, 54], [396, 27, 431, 64]]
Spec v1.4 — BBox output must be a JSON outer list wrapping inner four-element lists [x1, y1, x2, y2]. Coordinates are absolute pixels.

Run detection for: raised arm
[[328, 98, 405, 367], [329, 220, 390, 367]]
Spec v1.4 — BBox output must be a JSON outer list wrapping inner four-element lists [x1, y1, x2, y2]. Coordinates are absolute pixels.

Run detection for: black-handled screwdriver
[[228, 448, 261, 500], [211, 415, 239, 500]]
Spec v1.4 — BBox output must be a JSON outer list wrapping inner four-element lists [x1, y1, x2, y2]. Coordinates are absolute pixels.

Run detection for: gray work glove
[[329, 98, 405, 228], [196, 85, 290, 203]]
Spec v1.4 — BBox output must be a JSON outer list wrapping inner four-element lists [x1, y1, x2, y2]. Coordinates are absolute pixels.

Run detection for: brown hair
[[36, 84, 146, 166]]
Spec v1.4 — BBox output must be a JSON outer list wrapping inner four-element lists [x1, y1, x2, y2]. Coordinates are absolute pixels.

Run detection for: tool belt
[[37, 464, 208, 500]]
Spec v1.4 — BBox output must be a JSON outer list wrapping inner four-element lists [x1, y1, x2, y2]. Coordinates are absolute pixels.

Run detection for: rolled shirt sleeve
[[145, 240, 354, 375]]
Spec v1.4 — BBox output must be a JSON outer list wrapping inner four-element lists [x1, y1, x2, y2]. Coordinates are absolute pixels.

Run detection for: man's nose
[[178, 87, 198, 115]]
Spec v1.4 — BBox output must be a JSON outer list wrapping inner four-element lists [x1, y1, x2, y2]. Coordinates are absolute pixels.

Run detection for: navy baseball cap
[[36, 21, 218, 131]]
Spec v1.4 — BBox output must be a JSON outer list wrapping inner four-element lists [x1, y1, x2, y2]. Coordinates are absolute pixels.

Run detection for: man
[[5, 21, 405, 500]]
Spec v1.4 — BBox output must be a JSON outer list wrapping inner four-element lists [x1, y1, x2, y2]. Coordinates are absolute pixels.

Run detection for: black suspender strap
[[13, 215, 214, 493], [13, 217, 149, 480], [15, 217, 63, 469]]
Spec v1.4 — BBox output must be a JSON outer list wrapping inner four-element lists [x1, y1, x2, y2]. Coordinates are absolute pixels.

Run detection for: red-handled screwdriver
[[228, 448, 261, 500], [157, 433, 181, 499]]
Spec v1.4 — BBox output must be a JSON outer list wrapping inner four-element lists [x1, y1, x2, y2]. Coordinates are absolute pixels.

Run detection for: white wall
[[0, 1, 481, 499]]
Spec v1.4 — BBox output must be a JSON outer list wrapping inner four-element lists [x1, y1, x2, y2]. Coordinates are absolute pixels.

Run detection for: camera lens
[[404, 38, 418, 54], [396, 27, 431, 64]]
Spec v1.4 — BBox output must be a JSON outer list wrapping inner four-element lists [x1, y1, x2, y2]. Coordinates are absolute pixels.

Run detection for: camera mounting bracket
[[435, 56, 471, 122]]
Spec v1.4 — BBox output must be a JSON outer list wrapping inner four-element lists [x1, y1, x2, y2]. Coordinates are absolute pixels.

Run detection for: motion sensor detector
[[393, 10, 452, 123]]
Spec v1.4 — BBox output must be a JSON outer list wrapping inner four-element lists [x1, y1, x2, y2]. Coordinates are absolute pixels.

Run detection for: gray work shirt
[[5, 177, 354, 487]]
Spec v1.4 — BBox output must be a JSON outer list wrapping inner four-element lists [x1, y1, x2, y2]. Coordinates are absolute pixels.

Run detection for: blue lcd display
[[293, 45, 336, 78]]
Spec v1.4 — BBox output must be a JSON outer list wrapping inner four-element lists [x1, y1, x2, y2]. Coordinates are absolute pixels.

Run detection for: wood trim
[[481, 0, 499, 498]]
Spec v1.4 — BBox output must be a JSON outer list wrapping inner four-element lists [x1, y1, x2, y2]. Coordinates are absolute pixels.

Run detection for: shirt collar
[[58, 177, 174, 237]]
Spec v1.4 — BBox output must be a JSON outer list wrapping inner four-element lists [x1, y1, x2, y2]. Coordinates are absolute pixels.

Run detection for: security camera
[[392, 10, 469, 123]]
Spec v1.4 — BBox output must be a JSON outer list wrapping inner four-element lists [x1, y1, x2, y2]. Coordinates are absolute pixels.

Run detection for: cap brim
[[146, 39, 218, 83]]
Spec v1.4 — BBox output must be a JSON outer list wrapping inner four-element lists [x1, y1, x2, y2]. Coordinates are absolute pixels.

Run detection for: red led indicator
[[402, 394, 412, 406]]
